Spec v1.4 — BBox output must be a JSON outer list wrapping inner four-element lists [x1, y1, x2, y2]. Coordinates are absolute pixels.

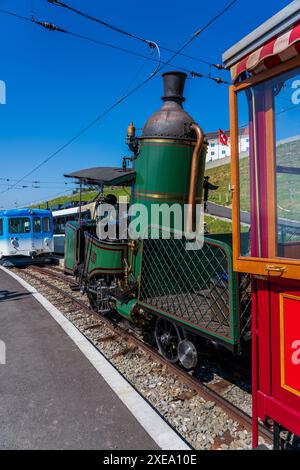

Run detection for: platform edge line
[[0, 266, 190, 451]]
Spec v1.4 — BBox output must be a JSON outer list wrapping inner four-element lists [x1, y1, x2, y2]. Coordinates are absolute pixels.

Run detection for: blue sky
[[0, 0, 292, 208]]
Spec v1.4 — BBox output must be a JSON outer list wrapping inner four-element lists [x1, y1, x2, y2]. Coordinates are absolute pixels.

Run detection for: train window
[[236, 66, 300, 266], [0, 219, 3, 236], [43, 217, 51, 233], [8, 217, 31, 234], [237, 91, 251, 257], [274, 72, 300, 260], [33, 217, 41, 233]]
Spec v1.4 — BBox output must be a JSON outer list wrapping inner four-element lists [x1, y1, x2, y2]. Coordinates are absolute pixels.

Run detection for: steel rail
[[19, 267, 273, 445], [29, 265, 78, 286]]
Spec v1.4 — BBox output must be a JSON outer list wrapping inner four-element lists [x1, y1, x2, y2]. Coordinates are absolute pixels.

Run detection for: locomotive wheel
[[154, 318, 183, 363]]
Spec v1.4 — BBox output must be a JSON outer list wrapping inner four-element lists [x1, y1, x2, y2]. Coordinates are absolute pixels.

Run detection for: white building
[[205, 128, 250, 163]]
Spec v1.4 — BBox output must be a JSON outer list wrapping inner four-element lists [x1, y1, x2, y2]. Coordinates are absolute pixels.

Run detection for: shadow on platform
[[0, 290, 31, 302]]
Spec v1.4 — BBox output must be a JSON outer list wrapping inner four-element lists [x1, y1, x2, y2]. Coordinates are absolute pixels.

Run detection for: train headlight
[[10, 237, 18, 247], [44, 237, 51, 248]]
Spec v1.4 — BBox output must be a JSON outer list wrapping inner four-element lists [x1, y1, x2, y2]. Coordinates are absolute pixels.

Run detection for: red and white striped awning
[[231, 20, 300, 83]]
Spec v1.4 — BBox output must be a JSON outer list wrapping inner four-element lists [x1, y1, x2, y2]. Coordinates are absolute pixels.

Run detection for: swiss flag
[[219, 129, 229, 146]]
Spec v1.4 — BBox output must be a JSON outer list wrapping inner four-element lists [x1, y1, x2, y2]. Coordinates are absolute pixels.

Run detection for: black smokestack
[[162, 71, 187, 105]]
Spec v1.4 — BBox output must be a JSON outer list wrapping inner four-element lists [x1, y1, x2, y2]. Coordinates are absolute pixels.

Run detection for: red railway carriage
[[223, 1, 300, 449]]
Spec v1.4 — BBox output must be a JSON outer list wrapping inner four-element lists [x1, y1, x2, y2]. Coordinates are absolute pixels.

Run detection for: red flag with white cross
[[219, 129, 229, 146]]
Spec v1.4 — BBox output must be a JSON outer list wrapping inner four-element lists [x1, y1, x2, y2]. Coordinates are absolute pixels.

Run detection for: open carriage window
[[237, 67, 300, 262], [237, 91, 251, 257], [274, 74, 300, 259], [0, 219, 3, 236]]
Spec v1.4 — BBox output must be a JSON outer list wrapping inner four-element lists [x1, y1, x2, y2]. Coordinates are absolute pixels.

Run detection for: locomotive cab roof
[[64, 167, 136, 186]]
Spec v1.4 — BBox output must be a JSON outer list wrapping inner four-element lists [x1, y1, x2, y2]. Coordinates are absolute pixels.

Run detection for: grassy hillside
[[206, 139, 300, 219], [31, 138, 300, 234], [34, 166, 232, 211], [32, 186, 130, 209], [205, 161, 231, 207], [34, 186, 233, 234], [205, 157, 249, 211]]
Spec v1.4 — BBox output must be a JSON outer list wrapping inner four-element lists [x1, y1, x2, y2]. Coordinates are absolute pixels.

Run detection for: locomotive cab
[[63, 168, 135, 312]]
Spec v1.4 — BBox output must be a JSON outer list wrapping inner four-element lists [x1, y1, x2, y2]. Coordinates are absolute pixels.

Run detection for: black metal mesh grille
[[139, 237, 231, 338], [278, 223, 300, 243], [239, 272, 251, 337]]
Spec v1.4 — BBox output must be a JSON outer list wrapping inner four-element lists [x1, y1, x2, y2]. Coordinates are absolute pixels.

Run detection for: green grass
[[205, 162, 231, 207], [204, 215, 232, 234], [205, 156, 250, 210], [276, 141, 300, 221]]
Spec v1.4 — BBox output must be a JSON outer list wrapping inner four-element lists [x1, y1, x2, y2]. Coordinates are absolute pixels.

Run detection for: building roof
[[206, 130, 230, 140], [206, 128, 248, 141]]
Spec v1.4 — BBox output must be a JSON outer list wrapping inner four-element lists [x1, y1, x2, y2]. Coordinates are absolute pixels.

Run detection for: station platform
[[0, 268, 186, 450]]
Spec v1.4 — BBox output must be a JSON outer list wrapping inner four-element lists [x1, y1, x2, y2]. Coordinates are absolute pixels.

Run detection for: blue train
[[0, 209, 54, 265]]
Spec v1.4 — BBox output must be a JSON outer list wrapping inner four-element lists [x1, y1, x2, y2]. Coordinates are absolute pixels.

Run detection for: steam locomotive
[[63, 71, 251, 368]]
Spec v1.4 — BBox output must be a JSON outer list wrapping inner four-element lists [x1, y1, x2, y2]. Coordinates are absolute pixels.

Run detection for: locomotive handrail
[[186, 123, 204, 233]]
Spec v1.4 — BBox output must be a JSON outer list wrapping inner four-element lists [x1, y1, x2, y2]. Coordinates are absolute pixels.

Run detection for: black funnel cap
[[162, 71, 187, 104]]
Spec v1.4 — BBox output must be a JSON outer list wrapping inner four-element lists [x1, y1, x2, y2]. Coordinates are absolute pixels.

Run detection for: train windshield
[[237, 66, 300, 260], [8, 217, 31, 234]]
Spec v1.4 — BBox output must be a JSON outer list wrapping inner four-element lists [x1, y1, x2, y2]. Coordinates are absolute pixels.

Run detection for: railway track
[[30, 265, 78, 286], [15, 265, 273, 449]]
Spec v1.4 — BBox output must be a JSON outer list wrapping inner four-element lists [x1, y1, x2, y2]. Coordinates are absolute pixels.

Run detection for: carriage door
[[232, 66, 300, 437], [269, 278, 300, 432], [268, 78, 300, 419]]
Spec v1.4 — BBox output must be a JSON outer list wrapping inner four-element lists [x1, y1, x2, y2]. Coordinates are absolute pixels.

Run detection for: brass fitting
[[127, 121, 135, 138]]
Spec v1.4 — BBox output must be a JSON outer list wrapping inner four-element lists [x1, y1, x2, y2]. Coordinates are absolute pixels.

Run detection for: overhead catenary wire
[[48, 0, 157, 47], [0, 23, 161, 195], [46, 0, 225, 70], [0, 7, 226, 74], [38, 0, 238, 82], [0, 184, 78, 190], [37, 25, 230, 84], [17, 188, 81, 208], [0, 8, 229, 84], [0, 0, 238, 196], [0, 177, 75, 184], [152, 0, 239, 77], [45, 0, 239, 79]]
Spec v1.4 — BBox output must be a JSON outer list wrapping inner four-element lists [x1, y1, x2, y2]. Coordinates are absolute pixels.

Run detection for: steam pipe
[[186, 123, 204, 233]]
